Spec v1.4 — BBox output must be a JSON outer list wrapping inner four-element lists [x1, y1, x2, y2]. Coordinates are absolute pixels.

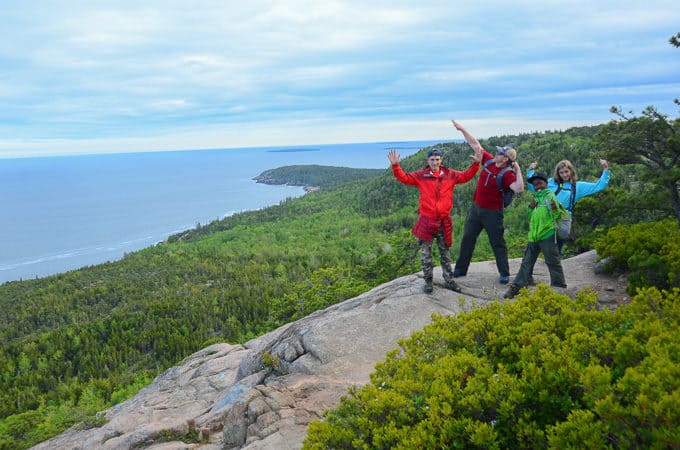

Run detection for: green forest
[[1, 116, 678, 448]]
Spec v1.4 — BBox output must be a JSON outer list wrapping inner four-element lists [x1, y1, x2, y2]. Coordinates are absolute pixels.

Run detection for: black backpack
[[482, 160, 515, 208]]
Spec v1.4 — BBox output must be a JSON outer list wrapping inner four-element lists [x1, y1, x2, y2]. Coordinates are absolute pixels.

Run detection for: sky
[[1, 1, 679, 158]]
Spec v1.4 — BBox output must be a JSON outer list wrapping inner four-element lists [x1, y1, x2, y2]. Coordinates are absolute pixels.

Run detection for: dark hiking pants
[[513, 236, 566, 288], [454, 204, 509, 277]]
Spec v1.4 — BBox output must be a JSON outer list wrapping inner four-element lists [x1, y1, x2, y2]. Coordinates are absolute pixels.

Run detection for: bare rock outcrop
[[32, 250, 628, 450]]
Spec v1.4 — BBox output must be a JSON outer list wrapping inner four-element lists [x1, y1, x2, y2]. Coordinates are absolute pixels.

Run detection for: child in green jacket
[[504, 172, 567, 299]]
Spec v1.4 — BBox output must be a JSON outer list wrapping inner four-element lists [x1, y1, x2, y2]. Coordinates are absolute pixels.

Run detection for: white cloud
[[1, 0, 679, 157], [148, 99, 191, 110]]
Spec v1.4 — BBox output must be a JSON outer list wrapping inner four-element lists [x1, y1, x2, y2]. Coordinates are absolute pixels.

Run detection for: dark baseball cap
[[528, 171, 549, 184], [427, 148, 442, 158]]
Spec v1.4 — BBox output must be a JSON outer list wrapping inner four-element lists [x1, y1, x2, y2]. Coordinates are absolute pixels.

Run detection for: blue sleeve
[[526, 168, 536, 192], [574, 170, 610, 202]]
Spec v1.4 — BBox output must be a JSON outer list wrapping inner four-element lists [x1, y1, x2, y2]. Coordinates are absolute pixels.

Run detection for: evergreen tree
[[595, 34, 680, 227], [596, 105, 680, 227]]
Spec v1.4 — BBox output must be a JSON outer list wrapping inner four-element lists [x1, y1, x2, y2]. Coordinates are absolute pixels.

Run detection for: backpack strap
[[568, 183, 576, 212], [543, 194, 567, 243], [495, 167, 512, 191], [542, 195, 556, 212], [542, 196, 550, 210], [482, 160, 495, 188], [483, 160, 512, 191], [482, 159, 494, 186], [555, 182, 577, 212]]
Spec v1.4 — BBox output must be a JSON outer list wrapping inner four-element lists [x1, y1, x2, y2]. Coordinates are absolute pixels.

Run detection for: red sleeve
[[391, 164, 418, 186], [501, 169, 517, 189], [457, 162, 481, 184]]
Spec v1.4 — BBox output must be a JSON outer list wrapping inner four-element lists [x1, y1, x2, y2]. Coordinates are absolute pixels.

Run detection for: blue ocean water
[[0, 140, 442, 283]]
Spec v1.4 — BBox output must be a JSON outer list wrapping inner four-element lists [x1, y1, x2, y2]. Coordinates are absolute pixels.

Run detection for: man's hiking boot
[[499, 274, 510, 284], [503, 284, 521, 299], [445, 280, 462, 293], [452, 270, 466, 278], [424, 279, 433, 294]]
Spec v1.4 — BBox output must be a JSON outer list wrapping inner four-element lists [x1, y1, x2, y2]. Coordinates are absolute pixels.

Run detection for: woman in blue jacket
[[525, 158, 610, 282]]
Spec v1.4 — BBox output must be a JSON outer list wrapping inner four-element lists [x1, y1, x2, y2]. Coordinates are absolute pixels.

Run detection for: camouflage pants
[[420, 226, 454, 283]]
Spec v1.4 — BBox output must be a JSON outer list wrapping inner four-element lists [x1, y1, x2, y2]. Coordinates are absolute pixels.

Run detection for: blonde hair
[[554, 160, 577, 183], [505, 148, 517, 162]]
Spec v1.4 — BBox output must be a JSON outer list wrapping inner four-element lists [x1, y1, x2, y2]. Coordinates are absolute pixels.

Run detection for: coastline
[[1, 140, 435, 283]]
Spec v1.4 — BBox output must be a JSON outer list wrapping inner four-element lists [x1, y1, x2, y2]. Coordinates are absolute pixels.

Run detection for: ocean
[[0, 140, 442, 283]]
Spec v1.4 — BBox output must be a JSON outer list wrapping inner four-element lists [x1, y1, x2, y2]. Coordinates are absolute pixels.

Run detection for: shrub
[[594, 220, 680, 294], [303, 286, 680, 449]]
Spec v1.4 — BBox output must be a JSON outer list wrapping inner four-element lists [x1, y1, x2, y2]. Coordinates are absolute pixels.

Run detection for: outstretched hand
[[600, 159, 609, 170], [388, 149, 400, 165], [453, 119, 483, 155], [528, 161, 538, 170]]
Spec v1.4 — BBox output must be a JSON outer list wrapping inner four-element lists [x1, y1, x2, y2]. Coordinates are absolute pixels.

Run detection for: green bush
[[594, 220, 680, 294], [303, 286, 680, 449]]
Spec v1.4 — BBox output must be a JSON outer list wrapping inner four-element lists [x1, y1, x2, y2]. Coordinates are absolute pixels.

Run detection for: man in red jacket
[[388, 145, 482, 294]]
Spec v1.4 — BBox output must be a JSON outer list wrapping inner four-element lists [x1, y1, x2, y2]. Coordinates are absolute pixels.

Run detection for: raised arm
[[471, 148, 483, 164], [451, 120, 483, 158], [388, 148, 418, 186], [574, 159, 611, 199], [526, 161, 538, 192], [594, 159, 611, 191]]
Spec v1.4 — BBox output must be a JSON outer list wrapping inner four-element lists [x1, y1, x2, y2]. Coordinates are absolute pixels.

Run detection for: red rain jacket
[[391, 161, 481, 245], [391, 162, 480, 219]]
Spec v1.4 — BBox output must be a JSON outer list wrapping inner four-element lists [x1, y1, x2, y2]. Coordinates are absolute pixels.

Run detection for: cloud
[[1, 0, 679, 157]]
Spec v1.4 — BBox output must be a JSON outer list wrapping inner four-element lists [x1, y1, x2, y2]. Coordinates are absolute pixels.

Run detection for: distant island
[[253, 164, 384, 191]]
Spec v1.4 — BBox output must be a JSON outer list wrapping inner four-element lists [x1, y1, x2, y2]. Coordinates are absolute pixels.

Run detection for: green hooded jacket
[[528, 188, 562, 242]]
